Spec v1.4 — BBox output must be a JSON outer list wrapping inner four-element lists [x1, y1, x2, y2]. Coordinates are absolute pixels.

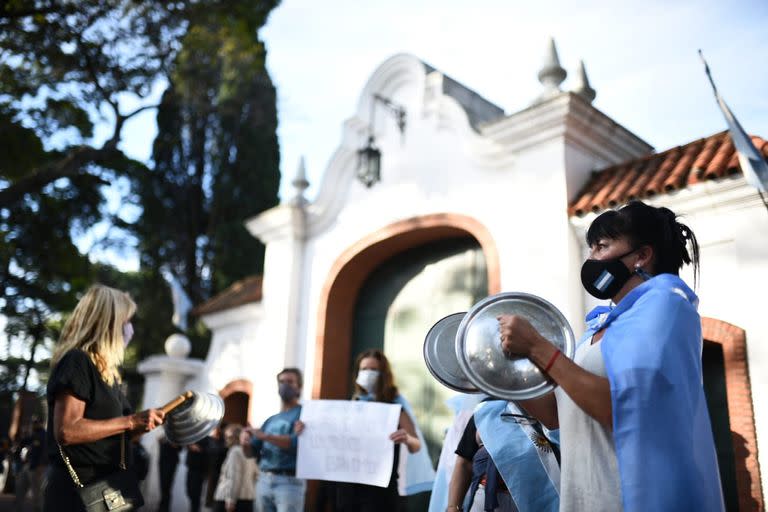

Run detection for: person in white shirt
[[214, 424, 259, 512]]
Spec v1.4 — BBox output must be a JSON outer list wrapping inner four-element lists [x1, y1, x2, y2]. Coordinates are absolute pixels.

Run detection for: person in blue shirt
[[249, 368, 305, 512]]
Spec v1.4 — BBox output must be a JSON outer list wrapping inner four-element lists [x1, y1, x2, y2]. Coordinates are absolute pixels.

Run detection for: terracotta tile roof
[[569, 131, 768, 217], [192, 275, 263, 316]]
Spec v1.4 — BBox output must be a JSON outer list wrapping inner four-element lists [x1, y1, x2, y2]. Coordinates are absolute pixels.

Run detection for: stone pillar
[[137, 334, 206, 511], [246, 202, 307, 369]]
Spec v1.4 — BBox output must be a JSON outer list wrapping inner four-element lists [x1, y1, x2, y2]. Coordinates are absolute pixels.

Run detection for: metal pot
[[159, 390, 225, 445]]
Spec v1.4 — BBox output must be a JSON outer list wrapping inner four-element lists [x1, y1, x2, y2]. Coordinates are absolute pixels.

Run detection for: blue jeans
[[257, 472, 306, 512]]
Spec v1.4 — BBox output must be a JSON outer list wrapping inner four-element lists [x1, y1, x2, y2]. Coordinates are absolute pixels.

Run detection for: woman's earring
[[635, 267, 653, 281]]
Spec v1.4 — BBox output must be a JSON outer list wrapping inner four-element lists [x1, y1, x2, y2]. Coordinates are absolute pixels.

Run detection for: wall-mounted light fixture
[[357, 93, 407, 188]]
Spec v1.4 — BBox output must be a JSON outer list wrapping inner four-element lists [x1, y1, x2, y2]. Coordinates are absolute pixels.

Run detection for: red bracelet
[[543, 349, 561, 373]]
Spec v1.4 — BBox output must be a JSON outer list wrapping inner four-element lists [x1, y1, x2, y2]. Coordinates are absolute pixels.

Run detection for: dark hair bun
[[587, 201, 699, 284]]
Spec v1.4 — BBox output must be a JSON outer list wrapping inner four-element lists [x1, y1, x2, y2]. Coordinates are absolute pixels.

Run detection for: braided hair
[[586, 201, 700, 286]]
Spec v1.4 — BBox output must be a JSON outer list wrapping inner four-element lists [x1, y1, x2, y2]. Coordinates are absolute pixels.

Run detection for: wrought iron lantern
[[356, 94, 406, 188], [357, 136, 381, 188]]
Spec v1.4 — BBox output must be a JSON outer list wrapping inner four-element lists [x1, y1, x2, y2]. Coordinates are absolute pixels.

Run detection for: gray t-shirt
[[555, 339, 622, 512]]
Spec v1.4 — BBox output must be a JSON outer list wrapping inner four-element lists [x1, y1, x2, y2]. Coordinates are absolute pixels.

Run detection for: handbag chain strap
[[58, 432, 127, 488]]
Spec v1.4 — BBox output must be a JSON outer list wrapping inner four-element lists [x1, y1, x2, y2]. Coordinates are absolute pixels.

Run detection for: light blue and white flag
[[395, 394, 436, 495], [427, 394, 485, 512], [700, 50, 768, 193], [474, 400, 560, 512], [161, 267, 193, 330], [595, 274, 724, 511]]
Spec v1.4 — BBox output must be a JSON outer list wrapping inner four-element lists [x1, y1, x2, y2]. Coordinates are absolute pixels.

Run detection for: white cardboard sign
[[296, 399, 402, 487]]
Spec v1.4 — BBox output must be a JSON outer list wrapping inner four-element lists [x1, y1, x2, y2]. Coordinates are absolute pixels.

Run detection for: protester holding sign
[[335, 349, 424, 512]]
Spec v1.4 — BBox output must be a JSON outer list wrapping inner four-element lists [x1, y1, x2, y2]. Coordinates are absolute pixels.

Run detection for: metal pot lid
[[423, 312, 480, 394], [455, 292, 575, 401], [164, 391, 224, 446]]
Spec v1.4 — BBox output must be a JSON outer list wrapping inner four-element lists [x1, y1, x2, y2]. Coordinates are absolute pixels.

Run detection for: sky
[[257, 0, 768, 197], [111, 0, 768, 267]]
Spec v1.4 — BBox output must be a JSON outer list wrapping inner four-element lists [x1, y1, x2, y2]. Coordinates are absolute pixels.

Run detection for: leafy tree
[[0, 1, 196, 391], [0, 1, 283, 393], [131, 1, 281, 341], [0, 0, 188, 209]]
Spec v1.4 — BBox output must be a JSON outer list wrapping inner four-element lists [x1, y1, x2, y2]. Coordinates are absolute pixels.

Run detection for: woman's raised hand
[[128, 409, 165, 432], [497, 314, 544, 357]]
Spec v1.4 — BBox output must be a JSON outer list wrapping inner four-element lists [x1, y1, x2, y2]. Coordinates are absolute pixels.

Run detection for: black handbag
[[58, 433, 144, 511]]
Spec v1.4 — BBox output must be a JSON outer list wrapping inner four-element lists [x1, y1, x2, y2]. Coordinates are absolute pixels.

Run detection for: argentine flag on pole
[[699, 50, 768, 194]]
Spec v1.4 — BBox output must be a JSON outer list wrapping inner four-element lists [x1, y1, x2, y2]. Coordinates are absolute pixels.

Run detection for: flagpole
[[698, 50, 719, 97], [759, 190, 768, 211]]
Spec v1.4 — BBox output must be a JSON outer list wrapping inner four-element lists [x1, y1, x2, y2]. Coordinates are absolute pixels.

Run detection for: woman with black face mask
[[497, 201, 724, 512]]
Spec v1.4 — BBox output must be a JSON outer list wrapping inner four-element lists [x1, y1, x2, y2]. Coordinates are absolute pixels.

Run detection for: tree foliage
[[132, 0, 281, 343], [0, 0, 193, 392], [0, 0, 282, 391], [0, 0, 189, 207]]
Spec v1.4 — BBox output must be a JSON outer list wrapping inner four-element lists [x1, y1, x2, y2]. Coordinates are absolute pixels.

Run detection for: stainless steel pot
[[160, 390, 225, 445]]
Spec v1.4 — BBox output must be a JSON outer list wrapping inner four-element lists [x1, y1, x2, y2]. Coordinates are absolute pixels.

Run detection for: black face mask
[[580, 248, 638, 300], [278, 383, 299, 402]]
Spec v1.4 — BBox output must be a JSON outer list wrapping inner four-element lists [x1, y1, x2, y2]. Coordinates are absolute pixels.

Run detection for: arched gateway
[[313, 213, 500, 401]]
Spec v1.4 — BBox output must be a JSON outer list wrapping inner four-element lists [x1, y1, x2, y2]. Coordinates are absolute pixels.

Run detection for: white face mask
[[122, 322, 134, 347], [356, 369, 380, 393]]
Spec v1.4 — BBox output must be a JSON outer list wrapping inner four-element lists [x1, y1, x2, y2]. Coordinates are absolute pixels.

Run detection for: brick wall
[[703, 317, 764, 511]]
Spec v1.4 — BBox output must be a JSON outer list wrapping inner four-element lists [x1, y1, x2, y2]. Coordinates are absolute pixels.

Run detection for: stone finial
[[164, 333, 191, 358], [572, 60, 597, 103], [291, 156, 309, 205], [537, 37, 567, 97]]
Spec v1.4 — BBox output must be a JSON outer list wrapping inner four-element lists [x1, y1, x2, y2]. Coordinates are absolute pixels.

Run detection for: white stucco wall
[[199, 302, 288, 427], [199, 52, 767, 495], [671, 181, 768, 494], [248, 54, 649, 398]]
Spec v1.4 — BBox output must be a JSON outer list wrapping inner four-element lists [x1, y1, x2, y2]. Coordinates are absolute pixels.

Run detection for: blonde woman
[[43, 284, 166, 512], [213, 424, 259, 512]]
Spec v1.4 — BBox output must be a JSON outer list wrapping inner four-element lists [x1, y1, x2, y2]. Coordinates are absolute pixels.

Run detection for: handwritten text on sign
[[296, 399, 401, 487]]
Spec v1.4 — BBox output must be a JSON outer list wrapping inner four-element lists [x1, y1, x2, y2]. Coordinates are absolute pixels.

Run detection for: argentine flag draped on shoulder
[[394, 395, 436, 495], [428, 394, 484, 512], [474, 400, 560, 512], [589, 273, 724, 511]]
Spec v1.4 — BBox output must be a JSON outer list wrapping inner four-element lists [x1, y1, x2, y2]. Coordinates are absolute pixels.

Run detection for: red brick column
[[702, 317, 763, 511]]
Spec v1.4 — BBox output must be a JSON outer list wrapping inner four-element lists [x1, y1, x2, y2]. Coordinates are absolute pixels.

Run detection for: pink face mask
[[122, 322, 134, 347]]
